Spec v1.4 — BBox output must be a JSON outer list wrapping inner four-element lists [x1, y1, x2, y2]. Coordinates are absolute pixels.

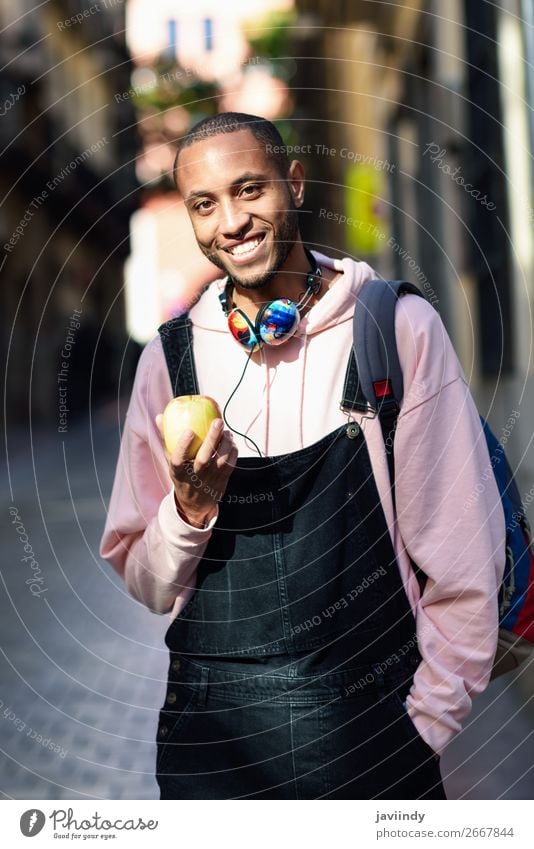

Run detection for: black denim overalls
[[154, 316, 446, 800]]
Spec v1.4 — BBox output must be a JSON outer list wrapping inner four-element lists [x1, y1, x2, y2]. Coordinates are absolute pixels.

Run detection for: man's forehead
[[177, 130, 274, 188]]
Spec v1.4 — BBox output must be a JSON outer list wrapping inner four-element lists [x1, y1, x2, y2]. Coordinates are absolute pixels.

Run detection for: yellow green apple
[[162, 395, 222, 459]]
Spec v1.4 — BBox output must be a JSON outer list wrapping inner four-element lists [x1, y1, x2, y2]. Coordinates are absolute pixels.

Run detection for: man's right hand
[[155, 415, 238, 529]]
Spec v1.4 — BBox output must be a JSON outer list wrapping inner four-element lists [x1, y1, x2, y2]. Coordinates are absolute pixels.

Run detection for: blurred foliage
[[274, 118, 299, 148], [131, 8, 298, 118], [132, 59, 219, 116], [243, 8, 298, 60]]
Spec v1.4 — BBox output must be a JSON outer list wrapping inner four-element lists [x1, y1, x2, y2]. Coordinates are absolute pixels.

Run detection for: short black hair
[[173, 112, 290, 185]]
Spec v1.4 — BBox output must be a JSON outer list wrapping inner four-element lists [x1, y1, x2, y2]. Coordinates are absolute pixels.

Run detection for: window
[[167, 19, 178, 59], [203, 18, 214, 52]]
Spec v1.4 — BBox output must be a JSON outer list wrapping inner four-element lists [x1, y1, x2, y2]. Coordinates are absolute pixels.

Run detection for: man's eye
[[195, 200, 213, 213], [241, 184, 261, 197]]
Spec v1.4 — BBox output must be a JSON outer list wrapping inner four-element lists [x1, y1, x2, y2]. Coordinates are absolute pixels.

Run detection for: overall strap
[[157, 314, 199, 397]]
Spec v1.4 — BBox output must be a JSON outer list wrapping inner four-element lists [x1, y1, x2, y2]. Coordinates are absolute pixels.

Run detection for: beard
[[200, 200, 300, 290]]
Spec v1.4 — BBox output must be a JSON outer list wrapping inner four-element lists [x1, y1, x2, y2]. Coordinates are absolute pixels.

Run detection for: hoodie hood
[[188, 250, 378, 338]]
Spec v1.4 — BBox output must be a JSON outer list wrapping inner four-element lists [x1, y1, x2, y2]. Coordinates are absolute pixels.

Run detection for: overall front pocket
[[388, 691, 439, 763], [156, 683, 201, 774]]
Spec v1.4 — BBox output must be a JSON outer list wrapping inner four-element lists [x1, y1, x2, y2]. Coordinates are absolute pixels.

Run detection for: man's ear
[[287, 159, 305, 208]]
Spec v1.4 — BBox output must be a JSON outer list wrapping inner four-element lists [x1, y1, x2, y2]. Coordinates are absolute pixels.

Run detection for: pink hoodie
[[100, 250, 506, 755]]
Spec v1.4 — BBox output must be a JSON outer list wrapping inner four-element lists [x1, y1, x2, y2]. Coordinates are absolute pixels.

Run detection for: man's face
[[176, 128, 304, 289]]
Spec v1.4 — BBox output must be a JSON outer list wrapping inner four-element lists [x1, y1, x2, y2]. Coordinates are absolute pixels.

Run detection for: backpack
[[352, 277, 534, 679]]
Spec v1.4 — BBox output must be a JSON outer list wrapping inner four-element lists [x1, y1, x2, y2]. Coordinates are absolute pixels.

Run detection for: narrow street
[[1, 407, 533, 799], [1, 406, 168, 799]]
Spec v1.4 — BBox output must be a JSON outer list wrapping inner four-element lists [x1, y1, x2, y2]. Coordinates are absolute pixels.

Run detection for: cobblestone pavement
[[0, 406, 532, 799]]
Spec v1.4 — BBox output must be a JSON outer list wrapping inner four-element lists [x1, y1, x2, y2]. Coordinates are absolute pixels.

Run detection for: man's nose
[[218, 202, 250, 239]]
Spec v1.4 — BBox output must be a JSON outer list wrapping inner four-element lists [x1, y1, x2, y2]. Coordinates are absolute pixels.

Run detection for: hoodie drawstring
[[299, 334, 309, 450]]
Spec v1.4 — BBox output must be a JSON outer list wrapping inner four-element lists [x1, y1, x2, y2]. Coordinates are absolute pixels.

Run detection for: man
[[100, 112, 506, 799]]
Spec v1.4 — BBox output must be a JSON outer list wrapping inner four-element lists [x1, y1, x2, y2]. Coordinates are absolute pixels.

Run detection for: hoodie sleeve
[[392, 295, 506, 755], [99, 338, 219, 615]]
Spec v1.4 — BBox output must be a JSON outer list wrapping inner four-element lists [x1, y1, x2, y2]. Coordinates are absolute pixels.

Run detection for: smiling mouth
[[224, 234, 265, 258]]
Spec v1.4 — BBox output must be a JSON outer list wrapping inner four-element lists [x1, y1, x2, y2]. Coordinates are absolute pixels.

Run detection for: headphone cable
[[222, 346, 264, 457]]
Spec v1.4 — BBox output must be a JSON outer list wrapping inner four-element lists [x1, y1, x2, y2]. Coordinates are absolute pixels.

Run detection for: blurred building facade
[[294, 0, 534, 487], [0, 0, 139, 427]]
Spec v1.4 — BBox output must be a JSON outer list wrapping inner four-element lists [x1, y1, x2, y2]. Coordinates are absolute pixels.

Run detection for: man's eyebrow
[[185, 172, 269, 203], [230, 172, 268, 186]]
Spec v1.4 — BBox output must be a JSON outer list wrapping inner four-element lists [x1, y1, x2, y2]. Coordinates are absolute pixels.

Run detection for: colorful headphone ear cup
[[227, 308, 261, 351], [258, 298, 299, 345]]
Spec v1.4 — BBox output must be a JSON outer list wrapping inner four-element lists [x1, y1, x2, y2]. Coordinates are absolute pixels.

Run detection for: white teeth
[[228, 237, 262, 256]]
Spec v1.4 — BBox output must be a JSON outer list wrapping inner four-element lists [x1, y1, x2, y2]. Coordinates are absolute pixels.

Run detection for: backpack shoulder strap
[[354, 279, 426, 414], [157, 313, 199, 397], [353, 278, 428, 589], [353, 279, 427, 480]]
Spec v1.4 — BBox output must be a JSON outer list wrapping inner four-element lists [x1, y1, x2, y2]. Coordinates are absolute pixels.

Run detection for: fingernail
[[181, 429, 194, 441], [214, 420, 223, 431]]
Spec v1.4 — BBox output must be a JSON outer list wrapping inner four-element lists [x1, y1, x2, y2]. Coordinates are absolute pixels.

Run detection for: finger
[[169, 429, 197, 468], [227, 445, 239, 470], [213, 430, 234, 456], [213, 454, 238, 485], [214, 438, 237, 470], [197, 432, 233, 474], [194, 419, 225, 466], [155, 413, 163, 435]]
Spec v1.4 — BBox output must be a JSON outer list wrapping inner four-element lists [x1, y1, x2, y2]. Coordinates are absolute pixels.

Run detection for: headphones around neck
[[218, 247, 322, 353]]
